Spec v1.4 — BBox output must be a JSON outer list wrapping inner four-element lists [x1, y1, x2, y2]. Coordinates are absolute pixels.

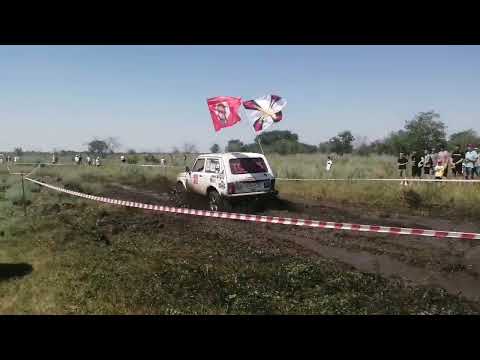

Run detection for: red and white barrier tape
[[25, 177, 480, 240], [277, 178, 480, 183]]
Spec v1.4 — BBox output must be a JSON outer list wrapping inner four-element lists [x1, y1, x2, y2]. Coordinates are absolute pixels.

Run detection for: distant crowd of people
[[52, 153, 169, 167], [63, 153, 101, 167], [0, 154, 19, 164], [397, 144, 479, 180]]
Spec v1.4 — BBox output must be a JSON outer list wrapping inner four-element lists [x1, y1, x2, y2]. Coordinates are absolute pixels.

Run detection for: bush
[[127, 156, 139, 164], [5, 184, 32, 206], [144, 154, 159, 164], [402, 189, 423, 209]]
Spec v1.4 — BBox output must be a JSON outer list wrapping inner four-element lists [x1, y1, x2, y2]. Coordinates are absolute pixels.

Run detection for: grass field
[[1, 153, 479, 314], [10, 152, 480, 219]]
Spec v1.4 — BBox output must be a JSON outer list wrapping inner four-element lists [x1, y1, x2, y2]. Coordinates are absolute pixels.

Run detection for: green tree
[[13, 147, 24, 157], [88, 140, 109, 158], [210, 143, 220, 153], [448, 129, 479, 150], [329, 130, 355, 155], [256, 130, 298, 145], [403, 111, 447, 152], [226, 139, 245, 152]]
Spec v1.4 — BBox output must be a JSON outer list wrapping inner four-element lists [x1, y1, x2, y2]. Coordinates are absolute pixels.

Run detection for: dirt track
[[101, 183, 480, 303]]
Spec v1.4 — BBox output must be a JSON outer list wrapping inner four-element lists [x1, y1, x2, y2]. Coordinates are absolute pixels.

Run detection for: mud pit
[[101, 182, 480, 303]]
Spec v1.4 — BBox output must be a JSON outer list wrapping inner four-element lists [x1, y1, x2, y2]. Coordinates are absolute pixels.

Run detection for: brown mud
[[99, 182, 480, 303]]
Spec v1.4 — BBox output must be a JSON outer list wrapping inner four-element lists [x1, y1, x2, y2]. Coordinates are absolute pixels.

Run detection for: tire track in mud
[[101, 183, 480, 302]]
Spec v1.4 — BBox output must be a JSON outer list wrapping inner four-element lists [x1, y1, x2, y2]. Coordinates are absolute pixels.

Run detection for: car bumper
[[225, 190, 278, 198]]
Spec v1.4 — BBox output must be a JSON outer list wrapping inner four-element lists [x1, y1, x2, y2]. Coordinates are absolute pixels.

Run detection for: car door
[[204, 158, 225, 194], [187, 158, 206, 195]]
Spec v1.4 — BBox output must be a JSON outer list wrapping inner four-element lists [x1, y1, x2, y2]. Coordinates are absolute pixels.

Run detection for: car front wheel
[[208, 190, 231, 212]]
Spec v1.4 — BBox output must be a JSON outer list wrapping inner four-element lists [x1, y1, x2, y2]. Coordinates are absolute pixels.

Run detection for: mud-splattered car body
[[176, 152, 277, 211]]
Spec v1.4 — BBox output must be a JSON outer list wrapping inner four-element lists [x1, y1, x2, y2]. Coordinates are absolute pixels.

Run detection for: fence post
[[21, 174, 27, 216]]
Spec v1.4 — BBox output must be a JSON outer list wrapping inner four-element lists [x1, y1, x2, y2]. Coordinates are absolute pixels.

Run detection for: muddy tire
[[208, 190, 231, 212]]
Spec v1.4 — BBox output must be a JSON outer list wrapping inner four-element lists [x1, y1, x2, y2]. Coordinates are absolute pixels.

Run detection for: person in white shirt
[[95, 157, 101, 167], [13, 156, 18, 163], [86, 156, 92, 166], [325, 156, 333, 172], [474, 146, 480, 177], [120, 155, 126, 163], [160, 158, 166, 166], [464, 145, 478, 180]]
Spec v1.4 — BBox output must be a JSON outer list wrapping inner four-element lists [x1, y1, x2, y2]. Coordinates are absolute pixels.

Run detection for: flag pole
[[256, 134, 265, 155], [241, 105, 265, 156]]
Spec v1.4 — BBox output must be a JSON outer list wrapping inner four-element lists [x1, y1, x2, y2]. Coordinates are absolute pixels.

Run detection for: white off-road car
[[176, 152, 278, 211]]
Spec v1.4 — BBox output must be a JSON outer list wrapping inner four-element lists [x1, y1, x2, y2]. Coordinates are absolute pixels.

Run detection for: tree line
[[214, 111, 479, 156]]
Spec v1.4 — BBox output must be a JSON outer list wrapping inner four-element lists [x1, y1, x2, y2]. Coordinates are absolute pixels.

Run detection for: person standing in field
[[86, 155, 92, 166], [52, 152, 58, 164], [438, 145, 450, 178], [325, 156, 333, 172], [464, 145, 478, 180], [430, 148, 438, 167], [95, 157, 101, 167], [184, 154, 187, 165], [422, 149, 432, 177], [475, 145, 480, 177], [434, 159, 446, 180], [451, 145, 464, 177], [120, 155, 126, 163], [411, 151, 422, 178], [397, 152, 408, 178]]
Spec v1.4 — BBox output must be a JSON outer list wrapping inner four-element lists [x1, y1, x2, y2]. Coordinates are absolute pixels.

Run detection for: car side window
[[192, 158, 205, 172], [205, 158, 221, 173]]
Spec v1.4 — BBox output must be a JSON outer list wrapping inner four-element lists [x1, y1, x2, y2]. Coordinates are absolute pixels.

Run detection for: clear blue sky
[[0, 45, 479, 152]]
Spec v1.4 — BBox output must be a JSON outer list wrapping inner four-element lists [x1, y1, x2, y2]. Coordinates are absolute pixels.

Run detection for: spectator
[[86, 155, 92, 166], [326, 156, 333, 172], [74, 154, 80, 165], [95, 157, 101, 167], [430, 148, 438, 168], [438, 145, 450, 178], [451, 145, 464, 177], [434, 159, 445, 180], [474, 145, 480, 178], [411, 151, 422, 178], [422, 149, 433, 177], [397, 152, 408, 178], [464, 145, 478, 180]]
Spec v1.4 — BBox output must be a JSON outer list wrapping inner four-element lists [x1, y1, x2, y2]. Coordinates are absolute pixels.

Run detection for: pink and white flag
[[243, 94, 287, 135], [207, 96, 242, 132]]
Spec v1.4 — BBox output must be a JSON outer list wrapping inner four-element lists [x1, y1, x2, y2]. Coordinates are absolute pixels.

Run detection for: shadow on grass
[[0, 263, 33, 282]]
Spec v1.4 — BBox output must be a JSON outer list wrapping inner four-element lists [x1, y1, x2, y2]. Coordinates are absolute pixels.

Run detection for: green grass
[[1, 154, 479, 314], [5, 152, 480, 219], [0, 186, 476, 314]]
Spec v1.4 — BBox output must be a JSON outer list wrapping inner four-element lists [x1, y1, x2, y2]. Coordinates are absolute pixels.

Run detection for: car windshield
[[229, 158, 267, 174]]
